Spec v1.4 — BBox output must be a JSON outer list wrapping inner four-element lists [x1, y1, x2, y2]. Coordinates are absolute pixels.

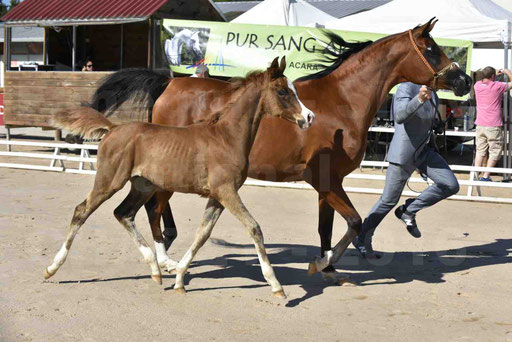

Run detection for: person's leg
[[406, 149, 459, 214], [474, 126, 490, 179], [482, 127, 503, 179], [354, 162, 414, 257]]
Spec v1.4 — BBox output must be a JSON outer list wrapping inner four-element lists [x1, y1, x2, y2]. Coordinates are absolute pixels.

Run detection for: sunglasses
[[86, 64, 93, 68]]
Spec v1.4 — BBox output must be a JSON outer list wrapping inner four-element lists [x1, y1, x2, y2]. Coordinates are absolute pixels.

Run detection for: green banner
[[161, 19, 473, 100]]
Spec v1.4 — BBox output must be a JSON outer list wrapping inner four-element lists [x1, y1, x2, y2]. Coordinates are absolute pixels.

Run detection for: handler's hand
[[418, 85, 432, 103]]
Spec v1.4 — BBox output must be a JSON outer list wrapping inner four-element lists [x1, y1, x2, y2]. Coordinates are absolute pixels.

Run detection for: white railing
[[0, 140, 97, 175], [1, 139, 511, 204]]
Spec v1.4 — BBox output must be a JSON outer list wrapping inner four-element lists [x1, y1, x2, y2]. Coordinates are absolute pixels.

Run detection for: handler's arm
[[393, 84, 424, 124]]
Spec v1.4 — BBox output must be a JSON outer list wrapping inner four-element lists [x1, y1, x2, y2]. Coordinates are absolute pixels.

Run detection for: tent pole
[[506, 23, 512, 180], [503, 43, 509, 177], [508, 44, 512, 180]]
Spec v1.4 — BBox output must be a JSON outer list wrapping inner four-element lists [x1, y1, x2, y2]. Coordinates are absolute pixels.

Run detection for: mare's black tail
[[89, 68, 171, 120]]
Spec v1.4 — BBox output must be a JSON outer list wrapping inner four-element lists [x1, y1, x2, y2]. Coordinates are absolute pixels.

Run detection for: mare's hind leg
[[144, 191, 178, 273], [219, 188, 285, 298], [44, 184, 122, 279], [114, 177, 162, 284]]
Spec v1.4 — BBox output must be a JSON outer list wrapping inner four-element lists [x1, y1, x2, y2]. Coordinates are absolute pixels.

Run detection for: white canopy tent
[[232, 0, 335, 27], [326, 0, 512, 176], [325, 0, 512, 46]]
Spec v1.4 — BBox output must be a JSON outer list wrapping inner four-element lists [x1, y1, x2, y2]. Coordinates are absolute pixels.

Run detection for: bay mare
[[45, 58, 311, 297], [90, 19, 472, 283]]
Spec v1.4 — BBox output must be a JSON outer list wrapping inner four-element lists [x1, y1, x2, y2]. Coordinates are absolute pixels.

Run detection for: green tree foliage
[[1, 0, 21, 19], [9, 0, 21, 9], [0, 3, 9, 18]]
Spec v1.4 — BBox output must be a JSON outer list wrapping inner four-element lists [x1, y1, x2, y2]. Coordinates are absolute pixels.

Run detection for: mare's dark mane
[[296, 31, 373, 82]]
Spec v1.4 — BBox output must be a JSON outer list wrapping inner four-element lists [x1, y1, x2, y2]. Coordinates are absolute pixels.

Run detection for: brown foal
[[44, 57, 311, 297]]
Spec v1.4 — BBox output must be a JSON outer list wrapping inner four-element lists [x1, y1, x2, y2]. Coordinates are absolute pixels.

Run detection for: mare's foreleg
[[144, 191, 178, 273], [174, 198, 224, 293], [308, 179, 362, 276], [114, 178, 162, 284]]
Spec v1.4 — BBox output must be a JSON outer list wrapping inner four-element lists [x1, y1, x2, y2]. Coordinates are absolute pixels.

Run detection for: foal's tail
[[53, 107, 117, 140], [89, 68, 171, 119]]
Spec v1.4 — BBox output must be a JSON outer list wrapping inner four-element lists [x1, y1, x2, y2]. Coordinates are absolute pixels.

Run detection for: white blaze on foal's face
[[287, 78, 315, 128]]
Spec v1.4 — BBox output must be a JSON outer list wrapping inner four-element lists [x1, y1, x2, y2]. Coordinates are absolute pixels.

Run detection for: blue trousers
[[359, 148, 459, 242]]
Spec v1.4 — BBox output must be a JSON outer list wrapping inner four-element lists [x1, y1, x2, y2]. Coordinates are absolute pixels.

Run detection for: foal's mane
[[296, 31, 373, 82]]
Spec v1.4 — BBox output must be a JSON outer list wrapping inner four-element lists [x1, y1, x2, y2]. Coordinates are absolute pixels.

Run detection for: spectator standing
[[473, 67, 512, 181]]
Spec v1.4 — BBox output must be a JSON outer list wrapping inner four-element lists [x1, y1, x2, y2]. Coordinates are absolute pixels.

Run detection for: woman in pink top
[[473, 66, 512, 181]]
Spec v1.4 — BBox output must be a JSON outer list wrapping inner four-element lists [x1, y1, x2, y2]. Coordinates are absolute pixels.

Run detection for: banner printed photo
[[161, 19, 473, 100]]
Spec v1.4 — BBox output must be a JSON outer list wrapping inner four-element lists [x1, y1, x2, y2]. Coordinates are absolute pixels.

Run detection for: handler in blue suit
[[353, 82, 460, 259]]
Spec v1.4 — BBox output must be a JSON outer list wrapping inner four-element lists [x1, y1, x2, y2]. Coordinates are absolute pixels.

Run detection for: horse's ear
[[270, 57, 279, 69], [420, 17, 437, 36], [279, 56, 287, 73]]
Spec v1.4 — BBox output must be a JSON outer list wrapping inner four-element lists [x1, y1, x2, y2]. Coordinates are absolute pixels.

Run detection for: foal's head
[[399, 18, 472, 96], [261, 57, 315, 129]]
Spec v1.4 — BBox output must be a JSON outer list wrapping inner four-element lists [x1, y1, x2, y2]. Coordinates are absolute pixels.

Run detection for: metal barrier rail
[[1, 139, 511, 203], [0, 140, 97, 175]]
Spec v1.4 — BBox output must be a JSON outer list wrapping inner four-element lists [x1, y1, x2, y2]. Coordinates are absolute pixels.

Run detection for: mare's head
[[262, 57, 315, 129], [399, 18, 472, 96]]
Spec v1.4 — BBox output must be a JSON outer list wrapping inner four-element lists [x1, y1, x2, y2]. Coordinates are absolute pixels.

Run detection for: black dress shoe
[[352, 236, 381, 259], [395, 205, 421, 238]]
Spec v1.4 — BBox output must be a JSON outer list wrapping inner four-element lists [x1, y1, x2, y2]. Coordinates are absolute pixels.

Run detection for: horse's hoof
[[321, 271, 353, 286], [308, 261, 319, 276], [44, 268, 54, 280], [273, 290, 287, 299], [174, 287, 186, 294], [151, 275, 162, 285]]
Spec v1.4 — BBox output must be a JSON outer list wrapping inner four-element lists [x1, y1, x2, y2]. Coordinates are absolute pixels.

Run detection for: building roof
[[216, 0, 391, 19], [0, 25, 44, 43], [1, 0, 226, 26]]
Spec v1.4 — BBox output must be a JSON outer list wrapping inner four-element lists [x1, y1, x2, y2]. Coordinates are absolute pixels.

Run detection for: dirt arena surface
[[1, 168, 511, 342]]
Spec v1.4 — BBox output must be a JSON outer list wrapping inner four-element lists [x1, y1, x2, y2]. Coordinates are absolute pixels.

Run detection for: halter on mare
[[408, 29, 458, 91]]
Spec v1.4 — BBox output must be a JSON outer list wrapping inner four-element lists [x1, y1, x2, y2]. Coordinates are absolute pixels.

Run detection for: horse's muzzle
[[298, 112, 314, 130], [447, 70, 473, 97]]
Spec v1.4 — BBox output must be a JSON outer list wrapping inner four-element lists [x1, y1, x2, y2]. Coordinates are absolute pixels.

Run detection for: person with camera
[[81, 58, 94, 72], [353, 82, 460, 259], [473, 67, 512, 181]]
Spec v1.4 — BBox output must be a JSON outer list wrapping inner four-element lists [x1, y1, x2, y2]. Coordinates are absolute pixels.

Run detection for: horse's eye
[[278, 89, 288, 96], [426, 46, 437, 56]]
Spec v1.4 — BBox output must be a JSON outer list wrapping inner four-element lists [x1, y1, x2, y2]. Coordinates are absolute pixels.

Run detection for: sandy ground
[[1, 167, 512, 342]]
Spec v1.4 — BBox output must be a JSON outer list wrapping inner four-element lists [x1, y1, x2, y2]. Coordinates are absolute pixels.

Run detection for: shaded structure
[[1, 0, 225, 130]]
